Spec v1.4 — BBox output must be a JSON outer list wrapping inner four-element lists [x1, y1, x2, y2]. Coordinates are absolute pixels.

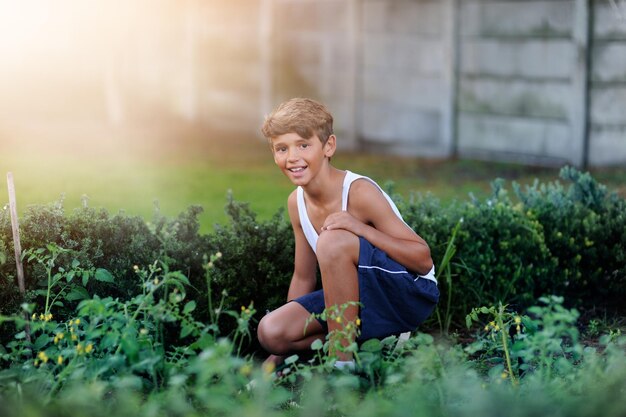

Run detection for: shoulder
[[287, 188, 298, 206], [287, 189, 301, 224], [348, 178, 396, 218], [349, 178, 385, 203]]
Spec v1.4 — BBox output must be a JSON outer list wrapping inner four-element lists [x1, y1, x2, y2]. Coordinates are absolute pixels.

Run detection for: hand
[[321, 211, 366, 236]]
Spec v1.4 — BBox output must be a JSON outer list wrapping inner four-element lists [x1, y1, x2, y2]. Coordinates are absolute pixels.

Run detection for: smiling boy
[[257, 98, 438, 369]]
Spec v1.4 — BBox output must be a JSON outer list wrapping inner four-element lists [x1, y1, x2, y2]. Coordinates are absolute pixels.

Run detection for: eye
[[275, 146, 287, 153], [300, 143, 309, 149]]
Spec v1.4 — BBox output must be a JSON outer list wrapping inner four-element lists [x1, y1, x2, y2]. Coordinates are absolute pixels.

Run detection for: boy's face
[[270, 132, 336, 186]]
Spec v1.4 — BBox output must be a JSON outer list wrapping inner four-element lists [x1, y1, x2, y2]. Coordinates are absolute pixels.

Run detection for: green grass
[[2, 123, 625, 233]]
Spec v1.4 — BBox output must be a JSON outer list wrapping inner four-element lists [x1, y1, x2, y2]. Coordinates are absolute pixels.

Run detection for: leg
[[316, 229, 360, 361], [257, 301, 325, 357]]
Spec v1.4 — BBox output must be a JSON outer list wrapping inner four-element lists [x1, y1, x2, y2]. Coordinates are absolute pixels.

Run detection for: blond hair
[[261, 98, 334, 145]]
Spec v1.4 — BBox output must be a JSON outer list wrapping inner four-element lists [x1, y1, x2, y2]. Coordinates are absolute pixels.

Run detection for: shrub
[[397, 182, 557, 328], [514, 167, 626, 311], [452, 182, 557, 311], [206, 193, 294, 321]]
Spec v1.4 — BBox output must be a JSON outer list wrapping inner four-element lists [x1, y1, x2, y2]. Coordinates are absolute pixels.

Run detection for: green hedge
[[1, 167, 625, 339], [396, 167, 626, 327]]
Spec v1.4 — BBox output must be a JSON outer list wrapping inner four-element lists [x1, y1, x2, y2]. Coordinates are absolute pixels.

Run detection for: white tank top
[[296, 170, 436, 283]]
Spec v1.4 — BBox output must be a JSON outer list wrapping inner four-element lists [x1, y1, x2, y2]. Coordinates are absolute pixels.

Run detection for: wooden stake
[[7, 172, 25, 295], [6, 172, 31, 344]]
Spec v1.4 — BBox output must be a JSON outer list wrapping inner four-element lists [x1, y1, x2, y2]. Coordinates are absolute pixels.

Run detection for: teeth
[[290, 167, 305, 172]]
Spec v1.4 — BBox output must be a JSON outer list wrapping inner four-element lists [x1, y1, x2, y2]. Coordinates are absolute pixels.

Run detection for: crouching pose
[[257, 98, 438, 369]]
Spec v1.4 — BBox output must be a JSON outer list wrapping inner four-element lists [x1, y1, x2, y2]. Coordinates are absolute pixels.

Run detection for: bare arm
[[321, 180, 433, 275], [286, 190, 318, 301]]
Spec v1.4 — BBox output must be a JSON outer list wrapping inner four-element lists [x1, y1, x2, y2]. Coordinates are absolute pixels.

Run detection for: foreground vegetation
[[0, 167, 625, 416], [0, 266, 624, 417]]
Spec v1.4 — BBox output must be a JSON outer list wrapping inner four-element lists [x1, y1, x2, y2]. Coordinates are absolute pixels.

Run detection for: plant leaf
[[310, 339, 323, 350], [285, 354, 299, 365], [33, 334, 51, 351], [66, 286, 90, 301], [95, 268, 114, 283], [183, 301, 196, 315]]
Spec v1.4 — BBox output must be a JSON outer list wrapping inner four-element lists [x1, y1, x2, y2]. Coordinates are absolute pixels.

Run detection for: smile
[[288, 167, 307, 172]]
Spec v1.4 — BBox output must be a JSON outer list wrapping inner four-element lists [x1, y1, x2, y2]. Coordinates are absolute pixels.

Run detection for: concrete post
[[572, 0, 592, 167], [260, 0, 274, 124], [441, 0, 460, 158], [346, 0, 361, 150]]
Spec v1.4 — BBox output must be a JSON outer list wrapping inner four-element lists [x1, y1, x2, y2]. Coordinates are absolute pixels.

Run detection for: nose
[[287, 147, 299, 162]]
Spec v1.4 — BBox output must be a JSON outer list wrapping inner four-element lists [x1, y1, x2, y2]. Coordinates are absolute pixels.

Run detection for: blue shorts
[[293, 237, 439, 341]]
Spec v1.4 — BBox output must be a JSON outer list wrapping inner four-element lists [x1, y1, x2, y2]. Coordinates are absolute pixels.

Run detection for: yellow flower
[[262, 362, 275, 374], [39, 314, 45, 320], [133, 265, 139, 272], [514, 317, 522, 324], [356, 318, 361, 326], [44, 313, 53, 322], [37, 351, 49, 363], [494, 325, 500, 331], [76, 343, 84, 354], [153, 278, 160, 285], [57, 356, 63, 365], [484, 325, 489, 331], [241, 306, 245, 311], [54, 332, 65, 344], [516, 325, 521, 333], [74, 319, 81, 326], [346, 324, 352, 330], [85, 343, 93, 354], [489, 321, 495, 327], [501, 372, 508, 379], [239, 364, 252, 376], [335, 317, 342, 324], [31, 313, 37, 321], [71, 334, 78, 341], [245, 309, 251, 314]]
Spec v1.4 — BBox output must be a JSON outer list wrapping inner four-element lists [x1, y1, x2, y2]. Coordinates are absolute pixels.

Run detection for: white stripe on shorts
[[358, 264, 436, 282]]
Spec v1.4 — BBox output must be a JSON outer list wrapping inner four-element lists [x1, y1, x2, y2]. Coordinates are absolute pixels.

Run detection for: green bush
[[397, 167, 626, 327], [0, 195, 293, 350], [454, 182, 557, 308], [207, 193, 294, 318], [514, 167, 626, 310], [397, 183, 557, 328]]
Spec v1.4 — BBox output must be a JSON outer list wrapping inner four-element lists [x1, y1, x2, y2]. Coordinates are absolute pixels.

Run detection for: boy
[[257, 98, 438, 370]]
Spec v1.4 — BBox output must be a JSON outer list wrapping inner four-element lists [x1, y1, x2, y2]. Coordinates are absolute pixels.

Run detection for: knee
[[257, 313, 289, 355], [316, 229, 359, 265]]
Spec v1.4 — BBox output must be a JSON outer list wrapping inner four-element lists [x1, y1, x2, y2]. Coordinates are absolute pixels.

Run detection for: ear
[[324, 135, 337, 158]]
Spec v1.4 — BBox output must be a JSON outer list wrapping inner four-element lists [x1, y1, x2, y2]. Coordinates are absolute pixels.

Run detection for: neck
[[302, 165, 344, 205]]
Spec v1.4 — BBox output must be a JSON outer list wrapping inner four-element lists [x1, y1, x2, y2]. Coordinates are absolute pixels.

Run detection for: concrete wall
[[266, 0, 626, 166], [271, 0, 359, 151], [134, 0, 624, 167], [359, 0, 454, 157], [589, 0, 626, 165], [456, 0, 585, 165]]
